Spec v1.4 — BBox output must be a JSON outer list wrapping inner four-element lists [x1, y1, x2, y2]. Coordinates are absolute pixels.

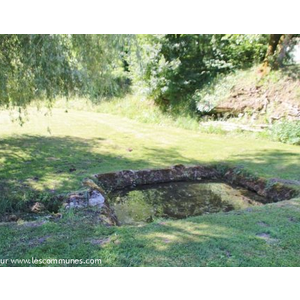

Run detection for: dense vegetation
[[270, 120, 300, 145], [129, 34, 268, 113], [1, 34, 298, 113], [0, 34, 130, 109]]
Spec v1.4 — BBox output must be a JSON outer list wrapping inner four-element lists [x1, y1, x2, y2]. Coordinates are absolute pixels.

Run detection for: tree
[[0, 34, 131, 109], [262, 34, 296, 70], [0, 35, 77, 108], [130, 34, 268, 112]]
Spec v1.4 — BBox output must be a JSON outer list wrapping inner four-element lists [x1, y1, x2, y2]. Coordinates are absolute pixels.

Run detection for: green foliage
[[71, 34, 131, 100], [270, 121, 300, 145], [1, 34, 270, 114], [193, 74, 235, 114], [215, 34, 268, 68], [199, 124, 228, 135], [0, 35, 78, 108], [0, 189, 62, 215], [0, 34, 131, 109], [130, 34, 268, 111]]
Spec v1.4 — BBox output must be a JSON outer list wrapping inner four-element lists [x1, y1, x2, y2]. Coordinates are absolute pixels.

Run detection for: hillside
[[198, 66, 300, 124]]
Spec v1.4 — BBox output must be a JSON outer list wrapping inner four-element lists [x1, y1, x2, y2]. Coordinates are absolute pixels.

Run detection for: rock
[[64, 192, 87, 209], [100, 214, 116, 226], [269, 178, 300, 186], [49, 213, 62, 220], [65, 188, 105, 209], [65, 193, 86, 209], [223, 168, 297, 202], [95, 165, 218, 190], [89, 190, 105, 207], [82, 179, 106, 195], [8, 214, 18, 222], [30, 202, 46, 213]]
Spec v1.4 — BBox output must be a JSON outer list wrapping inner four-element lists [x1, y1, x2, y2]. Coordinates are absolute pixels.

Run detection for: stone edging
[[94, 164, 298, 202]]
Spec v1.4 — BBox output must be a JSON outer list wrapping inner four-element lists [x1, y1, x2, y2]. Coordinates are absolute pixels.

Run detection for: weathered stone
[[89, 190, 105, 207], [223, 168, 297, 202], [8, 214, 18, 222], [82, 178, 106, 195], [30, 202, 46, 213], [95, 164, 297, 203], [95, 164, 219, 190], [65, 193, 87, 209]]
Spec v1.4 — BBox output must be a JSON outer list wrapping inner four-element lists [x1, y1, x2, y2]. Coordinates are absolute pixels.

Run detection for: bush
[[270, 121, 300, 145], [130, 34, 268, 112]]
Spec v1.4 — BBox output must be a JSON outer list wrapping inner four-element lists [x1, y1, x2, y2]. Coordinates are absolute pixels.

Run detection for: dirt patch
[[210, 75, 300, 122]]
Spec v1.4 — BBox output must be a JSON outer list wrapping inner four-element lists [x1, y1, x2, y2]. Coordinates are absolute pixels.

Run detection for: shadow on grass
[[1, 135, 300, 265], [225, 150, 300, 180], [93, 206, 300, 267], [1, 134, 300, 214], [0, 135, 192, 213], [2, 198, 300, 266]]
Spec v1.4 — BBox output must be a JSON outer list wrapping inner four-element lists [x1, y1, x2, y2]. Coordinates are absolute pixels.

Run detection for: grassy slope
[[1, 107, 300, 193], [0, 107, 300, 266]]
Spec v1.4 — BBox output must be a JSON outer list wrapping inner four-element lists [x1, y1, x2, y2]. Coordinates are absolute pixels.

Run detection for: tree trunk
[[276, 34, 294, 68], [263, 34, 283, 69]]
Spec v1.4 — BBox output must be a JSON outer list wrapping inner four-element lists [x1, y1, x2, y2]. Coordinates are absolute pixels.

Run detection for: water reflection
[[109, 181, 265, 225]]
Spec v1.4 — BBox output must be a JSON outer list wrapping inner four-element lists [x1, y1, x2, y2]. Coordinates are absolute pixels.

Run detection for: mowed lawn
[[1, 108, 300, 193], [0, 108, 300, 266]]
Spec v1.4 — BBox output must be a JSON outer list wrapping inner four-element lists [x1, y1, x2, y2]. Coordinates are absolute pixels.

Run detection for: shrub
[[130, 34, 268, 112], [270, 121, 300, 145]]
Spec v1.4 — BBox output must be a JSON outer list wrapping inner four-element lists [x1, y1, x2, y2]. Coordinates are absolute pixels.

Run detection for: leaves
[[0, 34, 132, 109], [129, 34, 268, 112]]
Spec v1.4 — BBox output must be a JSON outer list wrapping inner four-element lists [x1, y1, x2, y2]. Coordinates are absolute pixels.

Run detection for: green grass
[[1, 107, 300, 194], [1, 105, 300, 266], [54, 94, 202, 130], [1, 198, 300, 266]]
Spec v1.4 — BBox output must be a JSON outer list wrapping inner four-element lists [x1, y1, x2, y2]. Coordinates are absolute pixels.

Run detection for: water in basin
[[109, 181, 266, 225]]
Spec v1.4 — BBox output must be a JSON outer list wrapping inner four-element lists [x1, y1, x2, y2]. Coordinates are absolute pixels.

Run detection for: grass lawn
[[0, 107, 300, 266]]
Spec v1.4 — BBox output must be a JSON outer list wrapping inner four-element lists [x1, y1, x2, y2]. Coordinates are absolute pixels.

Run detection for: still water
[[109, 181, 265, 225]]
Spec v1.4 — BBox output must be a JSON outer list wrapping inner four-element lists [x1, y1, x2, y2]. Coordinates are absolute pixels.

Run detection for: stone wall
[[94, 164, 298, 202]]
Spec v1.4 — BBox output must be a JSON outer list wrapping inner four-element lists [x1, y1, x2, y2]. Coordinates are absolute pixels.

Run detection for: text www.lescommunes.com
[[0, 258, 102, 266]]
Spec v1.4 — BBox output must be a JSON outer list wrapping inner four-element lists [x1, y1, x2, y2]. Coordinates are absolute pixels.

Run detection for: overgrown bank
[[54, 66, 300, 144]]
